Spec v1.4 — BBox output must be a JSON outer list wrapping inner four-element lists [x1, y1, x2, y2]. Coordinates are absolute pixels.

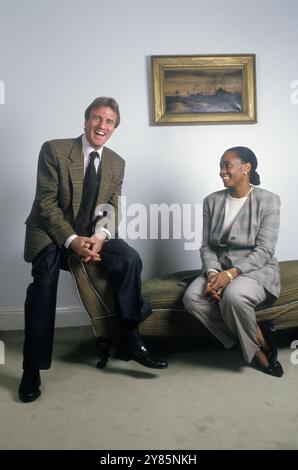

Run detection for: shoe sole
[[115, 352, 168, 369]]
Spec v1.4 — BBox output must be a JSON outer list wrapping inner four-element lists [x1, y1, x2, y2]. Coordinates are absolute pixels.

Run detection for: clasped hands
[[204, 270, 235, 301], [70, 234, 106, 263]]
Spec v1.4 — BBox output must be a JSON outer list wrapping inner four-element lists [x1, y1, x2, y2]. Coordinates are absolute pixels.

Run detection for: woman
[[183, 146, 283, 377]]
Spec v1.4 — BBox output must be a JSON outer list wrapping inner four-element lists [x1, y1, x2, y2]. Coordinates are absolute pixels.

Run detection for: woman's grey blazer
[[200, 186, 281, 298]]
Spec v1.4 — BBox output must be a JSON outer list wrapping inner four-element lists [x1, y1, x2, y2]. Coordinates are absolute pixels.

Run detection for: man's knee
[[31, 244, 61, 282], [126, 245, 140, 260], [30, 271, 60, 288], [116, 245, 142, 274]]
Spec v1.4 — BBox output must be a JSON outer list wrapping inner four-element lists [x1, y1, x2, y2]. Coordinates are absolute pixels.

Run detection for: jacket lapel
[[68, 136, 84, 220], [212, 191, 227, 242], [96, 147, 113, 204]]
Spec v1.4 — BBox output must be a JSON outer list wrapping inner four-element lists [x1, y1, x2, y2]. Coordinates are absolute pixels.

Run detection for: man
[[19, 97, 167, 403]]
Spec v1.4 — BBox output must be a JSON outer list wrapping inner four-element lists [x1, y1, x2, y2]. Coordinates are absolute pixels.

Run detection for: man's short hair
[[84, 97, 120, 128]]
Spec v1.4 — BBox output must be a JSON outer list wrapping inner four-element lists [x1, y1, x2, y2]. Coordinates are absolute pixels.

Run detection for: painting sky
[[165, 68, 242, 97]]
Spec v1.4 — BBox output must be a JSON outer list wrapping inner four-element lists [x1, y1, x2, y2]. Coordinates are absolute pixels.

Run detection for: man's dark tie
[[74, 151, 100, 236]]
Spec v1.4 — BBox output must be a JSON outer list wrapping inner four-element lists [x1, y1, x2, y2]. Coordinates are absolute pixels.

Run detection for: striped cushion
[[68, 257, 298, 337]]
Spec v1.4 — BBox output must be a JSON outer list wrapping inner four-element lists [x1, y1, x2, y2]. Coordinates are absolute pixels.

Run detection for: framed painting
[[151, 54, 256, 124]]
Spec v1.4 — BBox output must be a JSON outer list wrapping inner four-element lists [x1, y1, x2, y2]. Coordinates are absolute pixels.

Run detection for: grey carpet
[[0, 327, 297, 450]]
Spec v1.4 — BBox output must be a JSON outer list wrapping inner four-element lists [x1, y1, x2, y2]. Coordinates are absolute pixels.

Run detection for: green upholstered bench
[[68, 257, 298, 367]]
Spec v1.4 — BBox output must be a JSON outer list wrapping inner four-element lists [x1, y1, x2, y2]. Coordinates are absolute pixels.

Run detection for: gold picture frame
[[151, 54, 257, 125]]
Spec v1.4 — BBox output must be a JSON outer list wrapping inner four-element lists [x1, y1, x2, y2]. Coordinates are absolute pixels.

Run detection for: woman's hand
[[204, 269, 238, 301]]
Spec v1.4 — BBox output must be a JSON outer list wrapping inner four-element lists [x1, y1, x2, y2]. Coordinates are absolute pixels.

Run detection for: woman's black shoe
[[259, 321, 278, 365], [258, 322, 284, 377], [262, 360, 284, 378]]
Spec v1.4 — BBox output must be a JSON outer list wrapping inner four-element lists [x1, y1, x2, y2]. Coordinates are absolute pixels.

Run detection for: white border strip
[[0, 306, 90, 331]]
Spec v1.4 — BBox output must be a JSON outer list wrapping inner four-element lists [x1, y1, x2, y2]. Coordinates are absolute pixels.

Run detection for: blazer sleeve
[[233, 195, 280, 274], [200, 197, 222, 274], [31, 142, 76, 246]]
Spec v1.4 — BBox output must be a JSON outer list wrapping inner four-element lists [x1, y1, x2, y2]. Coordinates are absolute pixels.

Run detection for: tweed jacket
[[24, 136, 125, 263], [200, 187, 281, 298]]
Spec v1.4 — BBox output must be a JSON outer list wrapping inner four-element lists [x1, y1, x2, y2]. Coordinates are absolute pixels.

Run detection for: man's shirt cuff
[[95, 227, 111, 241], [65, 234, 78, 249]]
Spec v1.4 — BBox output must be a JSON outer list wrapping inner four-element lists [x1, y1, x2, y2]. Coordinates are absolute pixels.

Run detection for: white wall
[[0, 0, 297, 328]]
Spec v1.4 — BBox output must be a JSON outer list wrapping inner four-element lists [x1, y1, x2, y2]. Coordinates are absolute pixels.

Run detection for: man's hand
[[82, 233, 106, 263], [70, 236, 101, 263]]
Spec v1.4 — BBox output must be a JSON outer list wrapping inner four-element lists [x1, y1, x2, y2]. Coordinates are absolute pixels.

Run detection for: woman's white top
[[222, 193, 249, 235]]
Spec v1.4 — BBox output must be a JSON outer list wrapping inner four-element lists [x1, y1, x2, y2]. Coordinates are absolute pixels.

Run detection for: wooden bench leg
[[95, 337, 112, 369]]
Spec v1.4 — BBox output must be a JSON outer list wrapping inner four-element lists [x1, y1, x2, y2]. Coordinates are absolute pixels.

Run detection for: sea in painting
[[165, 69, 243, 114]]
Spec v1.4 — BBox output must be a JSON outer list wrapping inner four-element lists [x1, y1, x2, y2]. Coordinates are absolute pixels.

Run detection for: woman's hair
[[225, 146, 261, 185]]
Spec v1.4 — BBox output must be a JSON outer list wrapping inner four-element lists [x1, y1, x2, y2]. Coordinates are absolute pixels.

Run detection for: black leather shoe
[[116, 343, 168, 369], [262, 360, 284, 378], [18, 370, 41, 403]]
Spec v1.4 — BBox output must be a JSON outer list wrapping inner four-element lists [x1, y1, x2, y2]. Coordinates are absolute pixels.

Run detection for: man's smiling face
[[84, 105, 117, 149]]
